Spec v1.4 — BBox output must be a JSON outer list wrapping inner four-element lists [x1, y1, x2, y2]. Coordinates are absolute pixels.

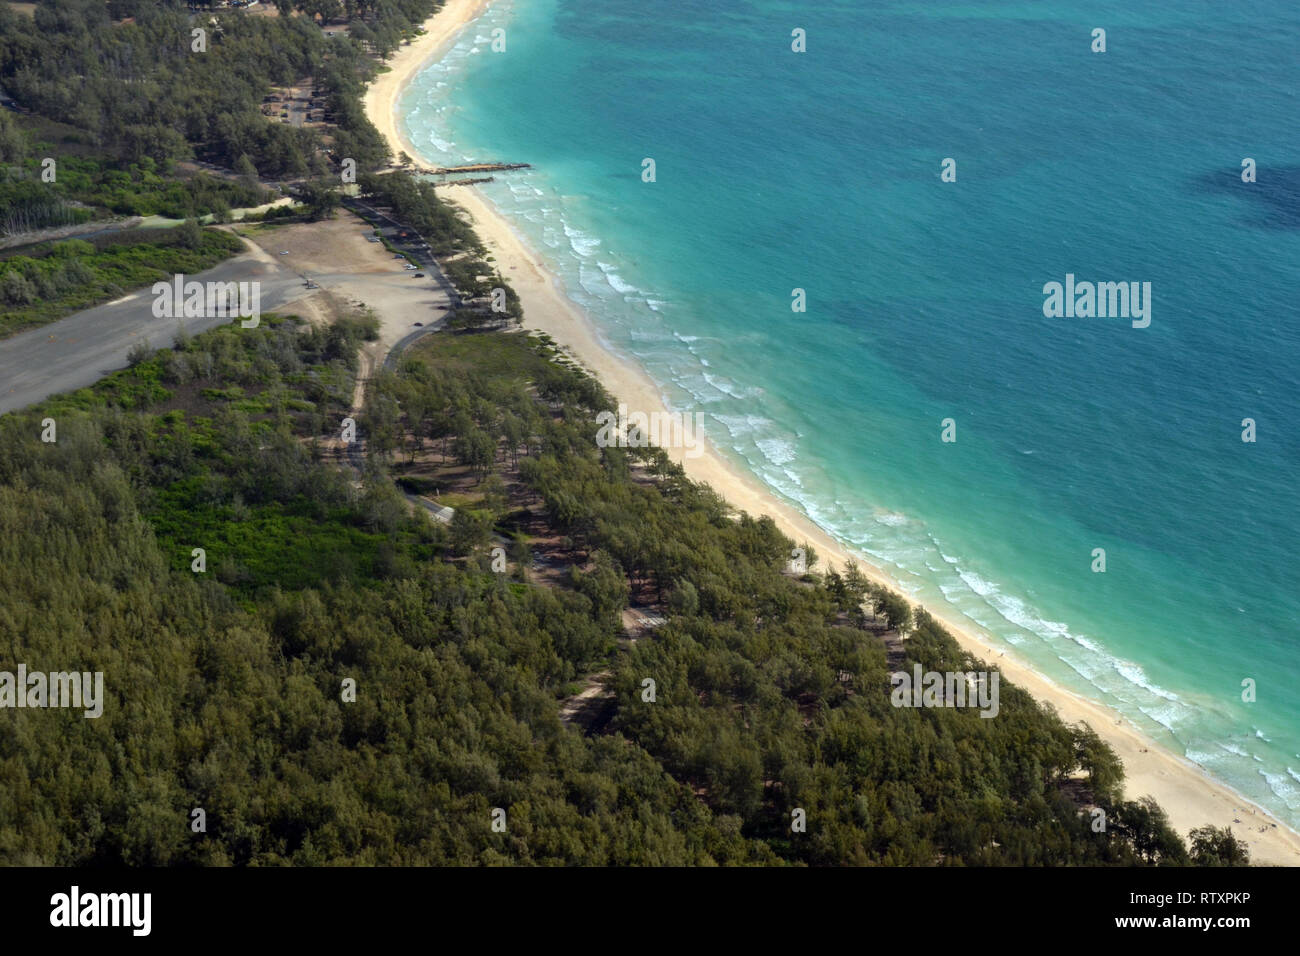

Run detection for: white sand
[[362, 0, 1300, 865]]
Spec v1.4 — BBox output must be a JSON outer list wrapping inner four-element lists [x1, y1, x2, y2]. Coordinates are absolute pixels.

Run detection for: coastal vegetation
[[0, 0, 513, 329], [0, 0, 441, 177], [356, 170, 481, 257], [0, 113, 269, 228], [0, 228, 243, 338], [0, 316, 1243, 865], [0, 0, 1258, 869]]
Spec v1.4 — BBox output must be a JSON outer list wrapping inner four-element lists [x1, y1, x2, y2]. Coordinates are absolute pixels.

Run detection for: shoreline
[[362, 1, 1300, 865]]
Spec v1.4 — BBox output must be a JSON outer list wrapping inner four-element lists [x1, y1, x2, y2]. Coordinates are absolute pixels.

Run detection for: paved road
[[407, 493, 455, 525], [0, 253, 307, 414], [384, 320, 443, 371], [341, 312, 447, 475], [1, 199, 464, 424]]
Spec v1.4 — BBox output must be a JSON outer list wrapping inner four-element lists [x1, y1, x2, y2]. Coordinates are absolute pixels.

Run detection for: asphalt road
[[0, 252, 308, 414]]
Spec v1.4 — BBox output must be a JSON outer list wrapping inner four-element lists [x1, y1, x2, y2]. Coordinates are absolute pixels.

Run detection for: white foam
[[701, 372, 758, 400], [563, 222, 601, 257], [597, 262, 638, 294], [957, 568, 996, 597], [710, 413, 774, 439], [1112, 659, 1180, 702], [1260, 770, 1300, 808], [756, 436, 797, 467], [875, 511, 910, 528], [576, 263, 606, 296]]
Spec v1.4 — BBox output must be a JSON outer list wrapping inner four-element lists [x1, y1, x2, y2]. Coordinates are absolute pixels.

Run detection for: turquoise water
[[401, 0, 1300, 826]]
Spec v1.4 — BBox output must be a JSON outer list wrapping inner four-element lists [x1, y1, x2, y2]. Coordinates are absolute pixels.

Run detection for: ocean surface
[[400, 0, 1300, 826]]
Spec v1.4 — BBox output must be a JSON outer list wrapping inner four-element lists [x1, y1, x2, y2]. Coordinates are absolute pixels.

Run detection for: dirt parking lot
[[239, 213, 401, 276]]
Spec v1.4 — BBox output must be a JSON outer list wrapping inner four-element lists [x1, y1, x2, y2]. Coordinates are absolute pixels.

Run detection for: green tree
[[300, 180, 340, 221], [1189, 826, 1250, 866], [177, 218, 203, 250], [1074, 724, 1125, 802], [234, 153, 259, 186], [0, 270, 36, 306], [666, 579, 699, 617], [126, 339, 152, 367], [454, 426, 495, 481], [0, 110, 27, 165], [449, 508, 493, 557], [871, 584, 914, 633]]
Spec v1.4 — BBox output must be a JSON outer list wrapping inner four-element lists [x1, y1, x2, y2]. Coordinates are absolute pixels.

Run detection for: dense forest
[[0, 0, 477, 336], [0, 0, 445, 244], [0, 310, 1247, 865], [0, 0, 439, 176], [0, 0, 1252, 868]]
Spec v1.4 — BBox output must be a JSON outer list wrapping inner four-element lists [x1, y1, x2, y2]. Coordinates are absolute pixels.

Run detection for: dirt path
[[560, 671, 614, 729]]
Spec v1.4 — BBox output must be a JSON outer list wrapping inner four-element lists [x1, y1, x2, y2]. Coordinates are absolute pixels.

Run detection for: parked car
[[413, 273, 425, 278]]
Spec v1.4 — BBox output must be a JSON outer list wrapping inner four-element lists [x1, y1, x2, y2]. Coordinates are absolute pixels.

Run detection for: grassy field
[[407, 325, 570, 380]]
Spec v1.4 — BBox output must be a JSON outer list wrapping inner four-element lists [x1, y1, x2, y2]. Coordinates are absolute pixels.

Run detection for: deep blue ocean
[[400, 0, 1300, 825]]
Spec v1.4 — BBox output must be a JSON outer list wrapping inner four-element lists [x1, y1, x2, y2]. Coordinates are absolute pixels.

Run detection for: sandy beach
[[363, 1, 1300, 865]]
